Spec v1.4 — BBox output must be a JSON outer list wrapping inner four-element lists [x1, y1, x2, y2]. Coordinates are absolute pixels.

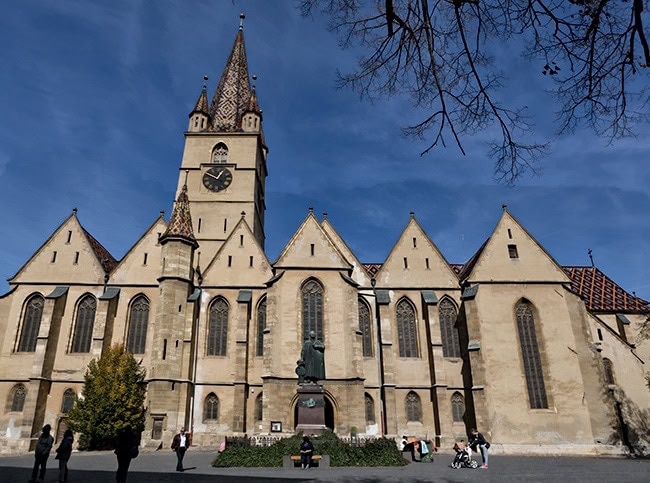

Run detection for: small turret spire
[[160, 182, 198, 247]]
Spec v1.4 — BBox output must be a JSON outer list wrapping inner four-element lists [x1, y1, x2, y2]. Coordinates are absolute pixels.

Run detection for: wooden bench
[[282, 454, 330, 468]]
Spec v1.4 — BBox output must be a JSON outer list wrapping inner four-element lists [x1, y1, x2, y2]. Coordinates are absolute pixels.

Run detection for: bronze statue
[[298, 330, 325, 384]]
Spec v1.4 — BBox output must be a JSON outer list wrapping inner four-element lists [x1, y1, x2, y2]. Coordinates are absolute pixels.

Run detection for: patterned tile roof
[[160, 184, 197, 247], [81, 228, 117, 273], [362, 263, 648, 314], [563, 266, 649, 313], [208, 28, 252, 132], [191, 85, 209, 116], [245, 87, 261, 115]]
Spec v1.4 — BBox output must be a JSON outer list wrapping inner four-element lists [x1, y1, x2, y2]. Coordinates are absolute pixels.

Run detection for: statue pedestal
[[295, 384, 327, 435]]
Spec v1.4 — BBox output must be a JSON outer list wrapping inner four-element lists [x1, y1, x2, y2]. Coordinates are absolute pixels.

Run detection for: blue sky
[[1, 1, 649, 300]]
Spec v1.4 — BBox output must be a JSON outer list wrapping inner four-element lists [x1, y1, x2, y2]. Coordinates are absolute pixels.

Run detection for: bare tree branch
[[299, 0, 649, 184]]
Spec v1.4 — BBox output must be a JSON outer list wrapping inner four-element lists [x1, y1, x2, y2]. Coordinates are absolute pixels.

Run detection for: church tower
[[176, 14, 268, 271]]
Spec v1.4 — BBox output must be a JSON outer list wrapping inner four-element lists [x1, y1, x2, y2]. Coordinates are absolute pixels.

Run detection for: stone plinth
[[295, 384, 327, 435]]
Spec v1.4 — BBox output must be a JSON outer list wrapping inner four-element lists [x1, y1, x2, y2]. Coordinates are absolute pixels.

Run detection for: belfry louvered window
[[451, 392, 465, 422], [359, 298, 373, 357], [71, 295, 96, 353], [208, 298, 229, 356], [302, 279, 323, 341], [18, 294, 44, 352], [516, 301, 548, 409], [397, 298, 418, 357], [406, 391, 422, 422], [212, 143, 228, 163], [256, 297, 266, 357], [439, 298, 461, 358], [126, 295, 149, 354], [7, 384, 26, 412], [365, 393, 376, 424], [204, 393, 219, 421]]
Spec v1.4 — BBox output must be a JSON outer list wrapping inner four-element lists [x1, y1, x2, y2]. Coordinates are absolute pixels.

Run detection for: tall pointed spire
[[191, 83, 209, 117], [160, 182, 198, 247], [209, 14, 253, 132]]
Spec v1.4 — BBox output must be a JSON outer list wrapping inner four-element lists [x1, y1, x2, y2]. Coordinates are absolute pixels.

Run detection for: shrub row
[[213, 430, 406, 467]]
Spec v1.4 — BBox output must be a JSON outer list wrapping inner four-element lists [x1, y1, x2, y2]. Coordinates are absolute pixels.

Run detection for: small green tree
[[67, 345, 146, 450]]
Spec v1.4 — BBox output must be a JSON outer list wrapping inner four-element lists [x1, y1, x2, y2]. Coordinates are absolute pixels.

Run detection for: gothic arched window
[[7, 384, 26, 412], [406, 391, 422, 422], [451, 392, 465, 422], [359, 298, 373, 357], [212, 143, 228, 163], [302, 279, 323, 341], [516, 300, 548, 409], [603, 358, 615, 385], [365, 393, 376, 424], [397, 298, 418, 358], [71, 295, 96, 353], [255, 393, 263, 422], [439, 298, 461, 358], [256, 297, 266, 357], [18, 294, 44, 352], [208, 298, 229, 356], [61, 389, 75, 414], [126, 295, 150, 354], [204, 393, 219, 421]]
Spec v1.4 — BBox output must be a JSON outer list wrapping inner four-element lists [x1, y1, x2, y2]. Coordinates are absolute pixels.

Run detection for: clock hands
[[205, 170, 224, 182]]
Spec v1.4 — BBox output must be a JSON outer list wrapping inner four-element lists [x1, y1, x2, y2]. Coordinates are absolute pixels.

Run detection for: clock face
[[202, 167, 232, 192]]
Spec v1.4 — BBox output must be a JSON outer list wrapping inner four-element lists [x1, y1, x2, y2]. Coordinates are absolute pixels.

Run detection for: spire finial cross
[[239, 13, 245, 30]]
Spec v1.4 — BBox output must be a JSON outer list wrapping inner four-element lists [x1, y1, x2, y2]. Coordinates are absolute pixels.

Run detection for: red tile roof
[[81, 228, 117, 273], [563, 266, 649, 313], [362, 263, 648, 314]]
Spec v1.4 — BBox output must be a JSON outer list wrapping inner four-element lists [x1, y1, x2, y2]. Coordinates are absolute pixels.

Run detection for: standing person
[[469, 427, 490, 469], [171, 427, 191, 472], [114, 426, 138, 483], [30, 424, 54, 482], [299, 436, 314, 469], [55, 429, 74, 483]]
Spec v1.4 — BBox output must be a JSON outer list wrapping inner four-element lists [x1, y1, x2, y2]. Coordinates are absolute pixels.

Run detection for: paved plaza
[[1, 448, 648, 482]]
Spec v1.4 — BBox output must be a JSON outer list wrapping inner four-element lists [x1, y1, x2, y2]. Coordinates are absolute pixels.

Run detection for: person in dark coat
[[469, 427, 490, 468], [55, 429, 74, 483], [114, 426, 138, 483], [171, 427, 192, 472], [30, 424, 54, 482], [299, 436, 314, 469]]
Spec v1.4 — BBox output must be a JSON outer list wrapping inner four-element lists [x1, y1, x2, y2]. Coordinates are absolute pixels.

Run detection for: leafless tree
[[299, 0, 649, 183]]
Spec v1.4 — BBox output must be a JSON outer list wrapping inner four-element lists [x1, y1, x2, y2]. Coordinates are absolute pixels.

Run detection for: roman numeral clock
[[202, 166, 233, 192]]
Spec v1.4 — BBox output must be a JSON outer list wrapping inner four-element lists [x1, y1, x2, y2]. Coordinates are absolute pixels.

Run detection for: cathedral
[[1, 20, 649, 456]]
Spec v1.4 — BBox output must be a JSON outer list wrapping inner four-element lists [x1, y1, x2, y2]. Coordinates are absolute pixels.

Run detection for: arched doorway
[[293, 394, 336, 432]]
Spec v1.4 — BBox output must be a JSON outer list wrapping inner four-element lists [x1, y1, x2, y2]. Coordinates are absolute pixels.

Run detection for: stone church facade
[[1, 22, 649, 456]]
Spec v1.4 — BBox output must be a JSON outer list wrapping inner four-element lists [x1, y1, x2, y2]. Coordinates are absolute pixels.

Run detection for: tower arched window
[[451, 392, 465, 422], [208, 298, 229, 356], [71, 295, 96, 353], [365, 393, 376, 424], [256, 296, 266, 357], [358, 298, 373, 357], [212, 143, 228, 163], [6, 384, 26, 412], [255, 393, 263, 422], [61, 389, 75, 414], [302, 279, 323, 341], [397, 298, 418, 358], [204, 393, 219, 421], [516, 300, 548, 409], [405, 391, 422, 422], [126, 295, 150, 354], [603, 358, 615, 385], [439, 298, 461, 358], [17, 294, 44, 352]]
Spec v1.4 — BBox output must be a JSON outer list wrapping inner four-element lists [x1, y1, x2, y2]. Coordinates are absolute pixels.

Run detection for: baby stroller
[[451, 443, 478, 469]]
